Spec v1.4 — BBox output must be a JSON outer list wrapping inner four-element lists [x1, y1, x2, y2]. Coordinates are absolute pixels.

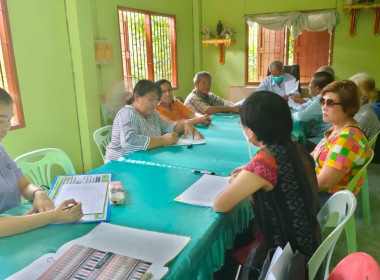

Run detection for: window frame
[[245, 22, 334, 86], [0, 0, 25, 130], [117, 6, 178, 89]]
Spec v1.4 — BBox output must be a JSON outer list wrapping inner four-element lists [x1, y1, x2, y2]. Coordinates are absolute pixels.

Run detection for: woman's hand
[[25, 190, 55, 214], [201, 115, 212, 125], [162, 132, 179, 145], [52, 199, 83, 223], [182, 122, 204, 139]]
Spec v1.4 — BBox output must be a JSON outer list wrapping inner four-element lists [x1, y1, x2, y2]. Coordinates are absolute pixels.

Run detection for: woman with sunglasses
[[312, 80, 371, 206], [105, 80, 203, 162]]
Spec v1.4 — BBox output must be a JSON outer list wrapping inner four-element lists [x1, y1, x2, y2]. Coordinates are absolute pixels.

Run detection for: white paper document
[[54, 182, 108, 214], [284, 79, 299, 94], [7, 223, 191, 280], [266, 243, 293, 280], [173, 137, 206, 146], [175, 174, 230, 207]]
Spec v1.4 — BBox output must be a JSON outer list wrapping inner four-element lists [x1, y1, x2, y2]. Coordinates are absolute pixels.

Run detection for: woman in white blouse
[[105, 80, 203, 161]]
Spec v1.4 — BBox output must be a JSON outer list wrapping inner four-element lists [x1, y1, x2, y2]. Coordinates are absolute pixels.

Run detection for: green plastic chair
[[14, 148, 76, 187], [345, 148, 374, 228], [93, 125, 112, 162], [308, 190, 357, 280]]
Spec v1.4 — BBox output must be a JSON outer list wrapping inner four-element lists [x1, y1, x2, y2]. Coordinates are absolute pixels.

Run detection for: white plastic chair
[[93, 125, 112, 162], [308, 190, 357, 280]]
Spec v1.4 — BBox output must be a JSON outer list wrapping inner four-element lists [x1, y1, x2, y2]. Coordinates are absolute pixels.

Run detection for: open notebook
[[8, 223, 191, 280]]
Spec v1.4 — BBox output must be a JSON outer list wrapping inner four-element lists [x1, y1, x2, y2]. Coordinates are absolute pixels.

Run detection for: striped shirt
[[105, 105, 177, 162], [354, 103, 380, 141], [184, 89, 228, 114]]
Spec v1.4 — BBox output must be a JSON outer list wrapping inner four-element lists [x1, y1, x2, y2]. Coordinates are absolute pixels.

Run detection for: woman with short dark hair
[[312, 80, 372, 205], [105, 80, 202, 161], [214, 91, 320, 260]]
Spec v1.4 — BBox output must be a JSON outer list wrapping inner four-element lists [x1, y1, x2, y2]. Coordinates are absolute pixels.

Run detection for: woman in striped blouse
[[105, 80, 203, 162]]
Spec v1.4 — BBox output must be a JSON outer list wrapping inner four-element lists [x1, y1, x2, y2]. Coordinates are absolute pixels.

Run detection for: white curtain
[[245, 9, 338, 37]]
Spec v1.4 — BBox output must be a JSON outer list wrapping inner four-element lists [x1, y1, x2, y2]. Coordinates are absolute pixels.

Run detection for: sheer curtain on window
[[245, 9, 338, 38]]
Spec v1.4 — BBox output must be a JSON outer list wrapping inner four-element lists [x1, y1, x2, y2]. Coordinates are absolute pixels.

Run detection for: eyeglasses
[[146, 97, 160, 104], [319, 97, 341, 107]]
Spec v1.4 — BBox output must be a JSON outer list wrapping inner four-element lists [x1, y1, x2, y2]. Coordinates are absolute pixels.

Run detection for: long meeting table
[[0, 161, 253, 280]]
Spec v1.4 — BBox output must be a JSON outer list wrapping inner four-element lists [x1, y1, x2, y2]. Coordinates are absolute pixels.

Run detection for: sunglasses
[[319, 97, 341, 107]]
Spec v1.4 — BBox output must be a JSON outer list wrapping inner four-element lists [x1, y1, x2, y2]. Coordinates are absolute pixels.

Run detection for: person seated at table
[[317, 65, 335, 80], [257, 60, 300, 100], [349, 73, 380, 141], [214, 91, 321, 261], [184, 71, 240, 115], [292, 71, 334, 150], [0, 88, 83, 237], [311, 80, 372, 207], [105, 79, 203, 162], [155, 79, 212, 125]]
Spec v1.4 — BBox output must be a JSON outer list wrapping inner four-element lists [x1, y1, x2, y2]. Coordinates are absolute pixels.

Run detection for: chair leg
[[345, 215, 357, 254], [235, 264, 242, 280], [361, 176, 371, 228]]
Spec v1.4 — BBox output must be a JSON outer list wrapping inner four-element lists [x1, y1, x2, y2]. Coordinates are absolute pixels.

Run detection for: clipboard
[[48, 174, 113, 224]]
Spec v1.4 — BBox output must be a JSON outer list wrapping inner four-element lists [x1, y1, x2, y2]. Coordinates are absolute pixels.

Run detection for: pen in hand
[[62, 204, 76, 211]]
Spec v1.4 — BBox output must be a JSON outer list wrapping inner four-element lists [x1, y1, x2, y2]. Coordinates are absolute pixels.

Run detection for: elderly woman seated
[[155, 79, 212, 125], [311, 80, 372, 206], [105, 80, 203, 162], [214, 91, 321, 261], [349, 73, 380, 142]]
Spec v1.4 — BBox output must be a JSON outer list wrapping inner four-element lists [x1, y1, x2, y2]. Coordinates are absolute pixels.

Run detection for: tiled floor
[[214, 163, 380, 279]]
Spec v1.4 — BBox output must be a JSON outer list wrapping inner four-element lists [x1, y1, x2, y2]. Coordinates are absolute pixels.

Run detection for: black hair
[[240, 91, 292, 145], [312, 71, 334, 90], [155, 79, 172, 88], [0, 88, 13, 104], [132, 79, 162, 103]]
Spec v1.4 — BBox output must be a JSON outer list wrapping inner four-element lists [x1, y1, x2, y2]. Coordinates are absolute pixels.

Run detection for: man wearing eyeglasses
[[292, 71, 334, 150]]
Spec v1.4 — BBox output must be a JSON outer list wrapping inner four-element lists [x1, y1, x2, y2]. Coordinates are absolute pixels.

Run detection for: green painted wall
[[3, 0, 84, 171], [200, 0, 380, 98], [93, 0, 195, 99], [2, 0, 379, 174]]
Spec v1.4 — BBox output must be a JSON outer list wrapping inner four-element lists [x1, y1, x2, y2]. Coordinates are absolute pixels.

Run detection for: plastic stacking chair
[[14, 148, 76, 187], [345, 148, 374, 228], [93, 125, 112, 162], [327, 252, 380, 280], [308, 190, 357, 280]]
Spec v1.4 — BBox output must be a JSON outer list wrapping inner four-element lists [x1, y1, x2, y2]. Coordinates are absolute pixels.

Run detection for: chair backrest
[[93, 125, 112, 162], [267, 64, 301, 92], [369, 129, 380, 149], [327, 252, 380, 280], [308, 190, 357, 280], [14, 148, 76, 187], [345, 148, 374, 193]]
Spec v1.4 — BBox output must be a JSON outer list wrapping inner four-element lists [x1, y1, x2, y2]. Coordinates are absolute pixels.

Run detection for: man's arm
[[204, 106, 240, 115]]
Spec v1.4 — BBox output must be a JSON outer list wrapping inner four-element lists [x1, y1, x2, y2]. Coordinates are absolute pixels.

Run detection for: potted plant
[[201, 26, 212, 40], [221, 24, 236, 39]]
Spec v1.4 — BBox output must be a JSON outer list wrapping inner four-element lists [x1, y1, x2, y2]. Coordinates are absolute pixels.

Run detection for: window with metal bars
[[0, 0, 24, 129], [118, 7, 178, 89], [246, 22, 334, 85]]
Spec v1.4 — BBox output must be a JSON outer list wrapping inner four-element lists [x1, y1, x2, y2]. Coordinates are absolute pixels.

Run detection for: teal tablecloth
[[0, 161, 253, 280], [124, 114, 256, 176], [123, 114, 306, 174]]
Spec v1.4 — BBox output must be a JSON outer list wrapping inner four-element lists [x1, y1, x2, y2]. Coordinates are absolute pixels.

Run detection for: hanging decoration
[[343, 3, 380, 36]]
